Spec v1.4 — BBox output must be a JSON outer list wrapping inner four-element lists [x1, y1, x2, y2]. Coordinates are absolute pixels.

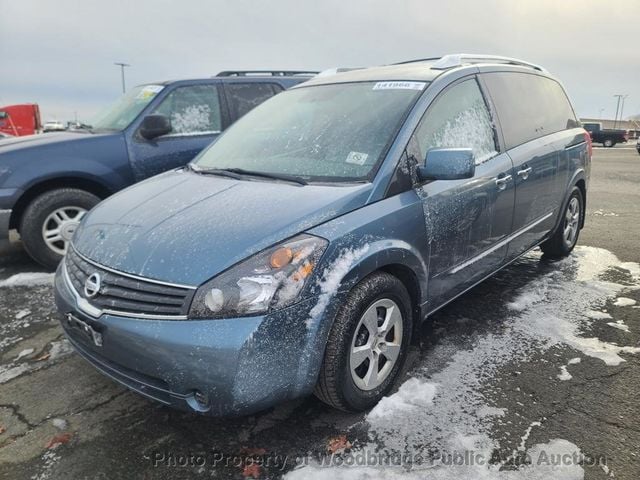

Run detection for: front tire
[[19, 188, 100, 269], [540, 186, 583, 259], [314, 272, 413, 412]]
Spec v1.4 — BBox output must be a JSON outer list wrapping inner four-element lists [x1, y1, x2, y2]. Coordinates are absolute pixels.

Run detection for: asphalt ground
[[0, 146, 638, 479]]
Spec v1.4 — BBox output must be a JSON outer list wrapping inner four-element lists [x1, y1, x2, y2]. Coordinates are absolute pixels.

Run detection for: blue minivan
[[54, 55, 591, 415]]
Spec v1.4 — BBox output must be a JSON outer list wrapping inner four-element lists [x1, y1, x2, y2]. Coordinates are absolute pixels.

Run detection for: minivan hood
[[74, 170, 372, 285]]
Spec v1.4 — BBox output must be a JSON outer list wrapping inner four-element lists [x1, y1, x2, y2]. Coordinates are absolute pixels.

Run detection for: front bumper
[[54, 263, 340, 416]]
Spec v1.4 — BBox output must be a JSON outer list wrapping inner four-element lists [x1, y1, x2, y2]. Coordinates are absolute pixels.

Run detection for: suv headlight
[[189, 234, 327, 319]]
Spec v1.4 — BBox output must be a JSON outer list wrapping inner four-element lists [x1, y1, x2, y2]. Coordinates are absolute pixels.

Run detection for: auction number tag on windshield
[[373, 81, 426, 91]]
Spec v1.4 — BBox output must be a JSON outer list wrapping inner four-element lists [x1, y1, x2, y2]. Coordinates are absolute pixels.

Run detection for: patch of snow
[[0, 272, 54, 288], [368, 378, 437, 419], [51, 418, 67, 430], [48, 339, 73, 360], [16, 348, 34, 360], [592, 209, 618, 217], [606, 321, 629, 332], [306, 245, 370, 327], [613, 297, 636, 307], [0, 364, 30, 383], [568, 357, 581, 365], [557, 366, 572, 381], [15, 309, 31, 319], [507, 275, 553, 311], [585, 310, 611, 320]]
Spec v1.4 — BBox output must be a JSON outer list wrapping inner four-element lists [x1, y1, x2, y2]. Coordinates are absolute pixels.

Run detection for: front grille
[[65, 248, 195, 318]]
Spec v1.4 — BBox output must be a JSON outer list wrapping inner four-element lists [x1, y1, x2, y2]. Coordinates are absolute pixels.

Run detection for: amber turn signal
[[270, 247, 293, 269]]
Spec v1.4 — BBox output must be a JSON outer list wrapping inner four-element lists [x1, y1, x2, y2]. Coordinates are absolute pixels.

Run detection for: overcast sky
[[1, 0, 638, 123]]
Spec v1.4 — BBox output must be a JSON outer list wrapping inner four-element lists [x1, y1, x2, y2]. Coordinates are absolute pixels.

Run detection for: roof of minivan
[[299, 57, 549, 88]]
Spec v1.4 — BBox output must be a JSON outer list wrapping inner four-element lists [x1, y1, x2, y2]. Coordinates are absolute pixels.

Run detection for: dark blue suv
[[0, 71, 313, 267], [54, 55, 591, 415]]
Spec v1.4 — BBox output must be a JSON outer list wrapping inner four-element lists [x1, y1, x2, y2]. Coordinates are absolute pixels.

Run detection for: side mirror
[[139, 114, 172, 140], [417, 148, 475, 181]]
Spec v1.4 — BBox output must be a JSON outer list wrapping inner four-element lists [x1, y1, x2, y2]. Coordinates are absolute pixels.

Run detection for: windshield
[[91, 84, 164, 131], [194, 81, 426, 182]]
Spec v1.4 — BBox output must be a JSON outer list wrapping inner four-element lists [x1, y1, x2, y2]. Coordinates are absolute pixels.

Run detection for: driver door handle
[[495, 174, 512, 190]]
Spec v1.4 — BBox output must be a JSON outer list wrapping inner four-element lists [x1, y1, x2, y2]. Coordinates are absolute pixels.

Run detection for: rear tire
[[603, 139, 614, 148], [19, 188, 100, 269], [314, 272, 413, 412], [540, 186, 583, 259]]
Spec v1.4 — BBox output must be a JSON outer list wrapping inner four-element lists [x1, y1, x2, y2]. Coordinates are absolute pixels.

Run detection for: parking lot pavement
[[0, 149, 638, 480]]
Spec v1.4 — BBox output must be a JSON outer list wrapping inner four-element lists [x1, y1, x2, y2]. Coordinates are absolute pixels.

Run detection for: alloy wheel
[[349, 298, 403, 391]]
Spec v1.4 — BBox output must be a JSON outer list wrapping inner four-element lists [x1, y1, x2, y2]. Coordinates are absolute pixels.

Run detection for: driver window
[[153, 85, 222, 135], [414, 79, 497, 164]]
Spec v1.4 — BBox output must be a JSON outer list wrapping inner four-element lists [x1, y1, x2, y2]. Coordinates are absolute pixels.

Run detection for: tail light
[[584, 130, 592, 158]]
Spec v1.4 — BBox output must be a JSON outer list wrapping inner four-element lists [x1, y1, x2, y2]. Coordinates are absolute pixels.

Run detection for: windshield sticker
[[346, 151, 369, 166], [373, 81, 426, 91], [136, 85, 164, 100]]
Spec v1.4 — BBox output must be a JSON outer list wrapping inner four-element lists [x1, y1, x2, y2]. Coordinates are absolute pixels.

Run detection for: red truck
[[0, 104, 42, 136]]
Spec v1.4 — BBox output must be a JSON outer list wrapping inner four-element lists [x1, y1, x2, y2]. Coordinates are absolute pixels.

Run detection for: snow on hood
[[73, 169, 372, 285]]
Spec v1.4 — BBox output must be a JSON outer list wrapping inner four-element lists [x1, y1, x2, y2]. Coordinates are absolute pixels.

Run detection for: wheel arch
[[9, 176, 113, 231]]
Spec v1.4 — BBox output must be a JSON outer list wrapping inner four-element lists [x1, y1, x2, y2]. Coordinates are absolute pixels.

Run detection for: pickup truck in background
[[582, 122, 628, 147], [0, 104, 42, 136], [0, 70, 316, 268]]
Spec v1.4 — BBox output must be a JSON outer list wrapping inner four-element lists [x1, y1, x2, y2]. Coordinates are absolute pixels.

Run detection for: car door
[[128, 83, 224, 181], [411, 77, 516, 308], [481, 72, 572, 258]]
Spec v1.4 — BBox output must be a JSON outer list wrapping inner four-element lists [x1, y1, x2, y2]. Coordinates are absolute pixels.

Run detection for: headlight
[[189, 234, 327, 319]]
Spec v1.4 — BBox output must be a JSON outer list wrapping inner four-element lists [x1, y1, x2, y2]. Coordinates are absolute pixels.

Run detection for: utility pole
[[114, 62, 131, 94], [599, 108, 605, 120]]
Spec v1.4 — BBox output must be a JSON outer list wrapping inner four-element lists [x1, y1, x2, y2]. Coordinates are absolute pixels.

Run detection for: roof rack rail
[[391, 57, 441, 65], [315, 67, 365, 78], [431, 54, 546, 72], [215, 70, 319, 77]]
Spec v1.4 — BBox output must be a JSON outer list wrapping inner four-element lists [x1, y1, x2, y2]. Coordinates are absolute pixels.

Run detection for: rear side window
[[483, 72, 579, 149], [413, 78, 498, 164], [225, 83, 282, 120], [153, 85, 222, 135]]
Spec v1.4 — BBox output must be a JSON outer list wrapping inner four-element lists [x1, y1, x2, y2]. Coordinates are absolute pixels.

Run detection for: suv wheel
[[540, 186, 583, 259], [314, 272, 413, 411], [19, 188, 100, 269]]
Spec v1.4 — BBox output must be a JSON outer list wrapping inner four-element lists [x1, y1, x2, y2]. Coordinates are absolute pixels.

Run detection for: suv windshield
[[91, 84, 164, 131], [194, 82, 426, 182]]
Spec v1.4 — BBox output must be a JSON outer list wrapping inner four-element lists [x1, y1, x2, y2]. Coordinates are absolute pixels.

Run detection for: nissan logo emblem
[[84, 273, 102, 298]]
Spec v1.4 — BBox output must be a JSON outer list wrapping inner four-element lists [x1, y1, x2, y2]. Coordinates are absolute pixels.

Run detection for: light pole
[[613, 94, 624, 129], [114, 62, 131, 94], [599, 108, 605, 120], [619, 95, 629, 126]]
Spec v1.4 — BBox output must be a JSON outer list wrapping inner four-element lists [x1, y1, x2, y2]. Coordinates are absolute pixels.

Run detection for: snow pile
[[289, 246, 634, 479], [368, 378, 437, 419], [0, 272, 54, 288], [557, 366, 572, 381], [613, 297, 636, 307]]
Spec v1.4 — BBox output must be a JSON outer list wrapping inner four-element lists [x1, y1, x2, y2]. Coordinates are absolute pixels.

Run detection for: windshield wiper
[[188, 165, 243, 180], [221, 168, 308, 186]]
